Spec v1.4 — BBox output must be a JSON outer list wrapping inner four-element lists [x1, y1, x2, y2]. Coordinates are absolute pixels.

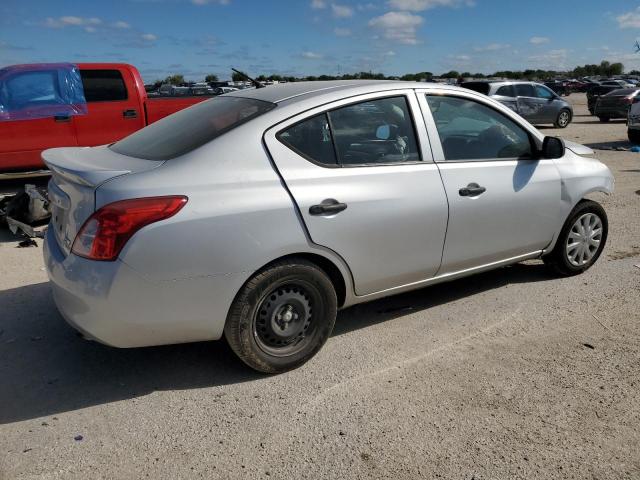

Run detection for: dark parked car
[[586, 85, 621, 115], [594, 88, 640, 122]]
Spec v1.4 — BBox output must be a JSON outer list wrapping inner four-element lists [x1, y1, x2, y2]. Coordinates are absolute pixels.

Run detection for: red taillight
[[71, 196, 187, 261]]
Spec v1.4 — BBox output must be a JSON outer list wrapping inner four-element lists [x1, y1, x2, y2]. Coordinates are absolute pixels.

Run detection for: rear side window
[[279, 96, 420, 167], [278, 114, 337, 166], [329, 96, 420, 165], [515, 84, 535, 97], [495, 85, 515, 97], [80, 70, 127, 102], [111, 97, 276, 160], [461, 82, 490, 95]]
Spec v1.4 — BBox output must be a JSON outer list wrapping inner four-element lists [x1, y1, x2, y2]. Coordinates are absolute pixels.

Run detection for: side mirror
[[376, 124, 390, 140], [541, 136, 565, 159]]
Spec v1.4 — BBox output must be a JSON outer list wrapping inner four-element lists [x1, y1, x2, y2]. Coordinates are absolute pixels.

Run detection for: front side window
[[80, 70, 127, 102], [426, 95, 533, 161], [279, 96, 420, 167], [535, 85, 554, 99], [515, 84, 536, 97]]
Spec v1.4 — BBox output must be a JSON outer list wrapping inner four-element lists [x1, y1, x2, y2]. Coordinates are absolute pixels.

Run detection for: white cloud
[[473, 43, 510, 52], [529, 36, 550, 45], [44, 16, 102, 28], [331, 3, 354, 17], [333, 27, 352, 36], [387, 0, 474, 11], [112, 21, 131, 29], [191, 0, 230, 5], [527, 49, 568, 69], [368, 11, 423, 44], [616, 7, 640, 28], [301, 51, 324, 59], [311, 0, 327, 8], [141, 33, 157, 41]]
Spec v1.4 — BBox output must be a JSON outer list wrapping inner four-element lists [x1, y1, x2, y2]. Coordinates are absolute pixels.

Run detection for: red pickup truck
[[0, 63, 210, 175]]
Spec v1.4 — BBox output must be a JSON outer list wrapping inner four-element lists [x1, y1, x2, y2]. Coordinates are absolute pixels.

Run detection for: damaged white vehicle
[[43, 81, 614, 373]]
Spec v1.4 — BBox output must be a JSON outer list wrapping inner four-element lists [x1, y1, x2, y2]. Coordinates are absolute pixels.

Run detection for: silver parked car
[[461, 81, 574, 128], [43, 81, 613, 373]]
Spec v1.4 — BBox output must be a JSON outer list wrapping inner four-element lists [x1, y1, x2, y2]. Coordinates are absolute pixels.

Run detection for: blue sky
[[1, 0, 639, 82]]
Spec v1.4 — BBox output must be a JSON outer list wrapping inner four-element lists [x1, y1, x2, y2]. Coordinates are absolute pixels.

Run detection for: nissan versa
[[43, 81, 614, 373]]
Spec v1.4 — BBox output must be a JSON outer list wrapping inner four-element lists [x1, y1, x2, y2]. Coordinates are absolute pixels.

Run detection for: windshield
[[110, 96, 276, 160]]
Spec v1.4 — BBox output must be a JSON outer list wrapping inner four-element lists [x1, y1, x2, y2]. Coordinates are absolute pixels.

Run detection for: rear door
[[264, 90, 449, 296], [0, 67, 78, 171], [418, 89, 561, 273], [74, 68, 145, 146]]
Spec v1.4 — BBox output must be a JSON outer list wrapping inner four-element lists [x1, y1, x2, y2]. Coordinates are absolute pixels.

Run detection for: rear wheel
[[554, 109, 572, 128], [543, 200, 608, 276], [598, 116, 610, 123], [628, 129, 640, 145], [224, 258, 337, 373]]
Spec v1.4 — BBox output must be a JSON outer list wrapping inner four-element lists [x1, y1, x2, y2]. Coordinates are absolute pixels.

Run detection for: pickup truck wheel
[[598, 116, 610, 123], [543, 200, 608, 277], [224, 258, 337, 373], [554, 109, 572, 128], [628, 129, 640, 145]]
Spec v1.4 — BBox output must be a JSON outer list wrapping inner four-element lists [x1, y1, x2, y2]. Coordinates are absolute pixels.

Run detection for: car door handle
[[54, 114, 71, 123], [309, 199, 347, 216], [459, 183, 486, 197], [123, 109, 138, 119]]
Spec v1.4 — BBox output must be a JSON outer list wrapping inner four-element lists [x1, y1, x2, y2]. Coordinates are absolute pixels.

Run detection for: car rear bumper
[[44, 228, 242, 348], [594, 106, 628, 118]]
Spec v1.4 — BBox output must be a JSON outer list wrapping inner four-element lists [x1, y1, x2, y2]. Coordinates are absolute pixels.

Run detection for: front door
[[418, 90, 561, 274], [0, 67, 78, 171], [264, 91, 449, 296]]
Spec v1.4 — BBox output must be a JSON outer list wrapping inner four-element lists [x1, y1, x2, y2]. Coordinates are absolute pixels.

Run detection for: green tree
[[205, 74, 219, 83], [231, 71, 246, 82], [165, 74, 185, 85]]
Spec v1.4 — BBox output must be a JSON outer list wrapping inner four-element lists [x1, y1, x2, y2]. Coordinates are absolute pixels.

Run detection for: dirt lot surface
[[1, 94, 639, 479]]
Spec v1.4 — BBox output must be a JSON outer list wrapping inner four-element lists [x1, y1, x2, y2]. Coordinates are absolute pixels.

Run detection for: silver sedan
[[43, 81, 614, 373]]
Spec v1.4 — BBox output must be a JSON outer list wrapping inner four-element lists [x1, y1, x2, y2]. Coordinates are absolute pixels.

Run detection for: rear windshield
[[110, 96, 276, 160], [461, 82, 490, 95], [604, 88, 637, 96]]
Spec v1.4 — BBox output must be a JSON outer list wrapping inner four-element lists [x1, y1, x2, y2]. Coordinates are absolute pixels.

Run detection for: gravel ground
[[1, 94, 639, 480]]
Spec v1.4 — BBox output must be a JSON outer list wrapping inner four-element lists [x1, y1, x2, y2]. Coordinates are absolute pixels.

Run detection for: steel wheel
[[556, 110, 571, 128], [565, 213, 603, 267], [253, 283, 316, 357]]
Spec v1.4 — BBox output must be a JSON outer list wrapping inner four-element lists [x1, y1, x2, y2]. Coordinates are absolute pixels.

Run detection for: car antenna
[[231, 68, 265, 89]]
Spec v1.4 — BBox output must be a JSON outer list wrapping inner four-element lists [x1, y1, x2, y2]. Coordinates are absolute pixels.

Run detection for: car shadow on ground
[[0, 262, 555, 424], [583, 140, 632, 150]]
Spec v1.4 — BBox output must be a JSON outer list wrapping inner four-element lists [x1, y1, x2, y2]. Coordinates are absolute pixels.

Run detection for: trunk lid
[[43, 145, 163, 256]]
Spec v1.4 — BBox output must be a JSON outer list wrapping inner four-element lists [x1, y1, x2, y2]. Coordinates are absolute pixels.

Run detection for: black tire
[[543, 200, 608, 277], [554, 109, 572, 128], [598, 116, 610, 123], [628, 129, 640, 145], [224, 258, 337, 373]]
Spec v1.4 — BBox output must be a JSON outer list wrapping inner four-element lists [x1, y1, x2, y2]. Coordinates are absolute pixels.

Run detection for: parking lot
[[1, 94, 639, 479]]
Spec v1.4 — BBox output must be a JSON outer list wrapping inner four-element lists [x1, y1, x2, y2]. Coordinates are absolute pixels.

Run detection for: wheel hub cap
[[566, 213, 602, 266], [254, 285, 313, 355]]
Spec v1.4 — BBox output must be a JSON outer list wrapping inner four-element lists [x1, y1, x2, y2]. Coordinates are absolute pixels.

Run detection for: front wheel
[[224, 258, 337, 373], [543, 200, 608, 276], [555, 109, 572, 128]]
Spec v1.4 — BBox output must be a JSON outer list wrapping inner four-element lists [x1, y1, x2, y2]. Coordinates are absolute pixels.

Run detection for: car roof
[[225, 80, 458, 105]]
